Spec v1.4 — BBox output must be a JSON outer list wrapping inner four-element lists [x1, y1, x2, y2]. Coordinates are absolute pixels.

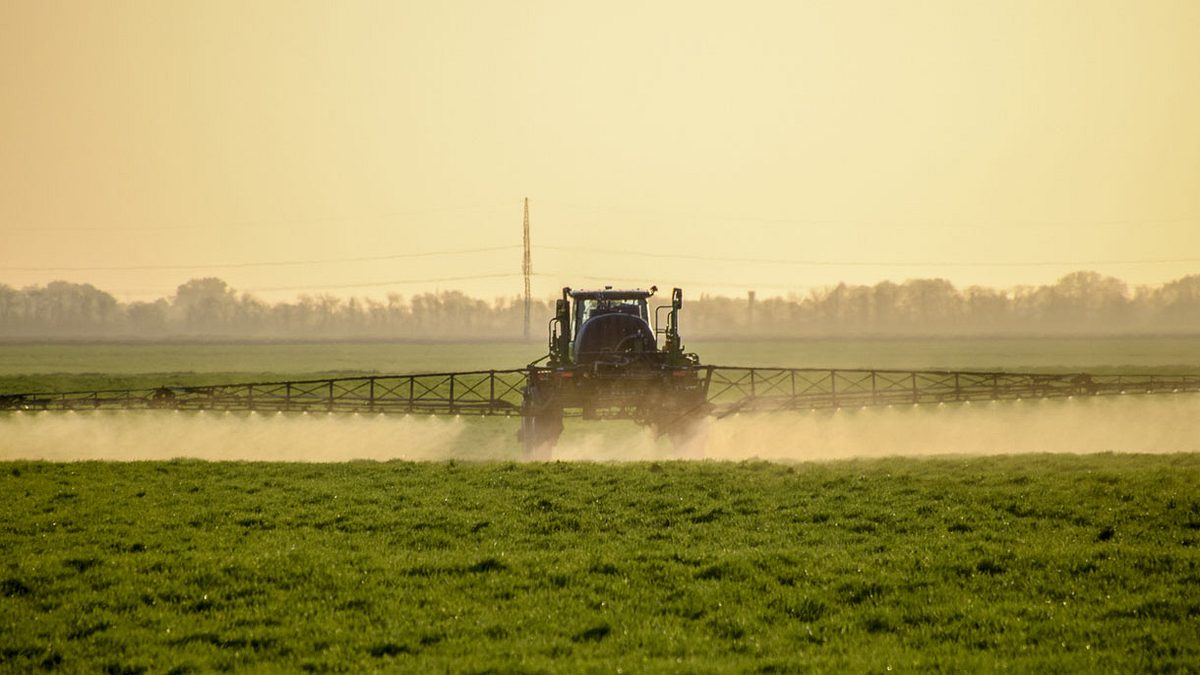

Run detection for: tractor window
[[574, 298, 648, 334]]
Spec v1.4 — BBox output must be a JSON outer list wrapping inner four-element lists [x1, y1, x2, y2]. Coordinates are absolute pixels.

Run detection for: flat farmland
[[2, 337, 1198, 671], [3, 455, 1199, 672]]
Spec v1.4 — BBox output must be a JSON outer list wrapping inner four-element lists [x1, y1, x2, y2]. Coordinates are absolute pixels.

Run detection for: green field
[[2, 338, 1198, 670], [2, 336, 1199, 394], [3, 455, 1199, 672]]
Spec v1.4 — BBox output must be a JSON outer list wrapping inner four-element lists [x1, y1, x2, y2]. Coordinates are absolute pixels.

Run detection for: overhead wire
[[5, 200, 1198, 295], [235, 273, 783, 295], [537, 273, 809, 292], [536, 199, 1200, 231], [6, 243, 1197, 274], [242, 273, 525, 293], [535, 245, 1200, 268], [2, 246, 521, 272]]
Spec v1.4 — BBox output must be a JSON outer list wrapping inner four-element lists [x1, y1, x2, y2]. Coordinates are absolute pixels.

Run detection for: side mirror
[[555, 298, 569, 322], [672, 288, 683, 310]]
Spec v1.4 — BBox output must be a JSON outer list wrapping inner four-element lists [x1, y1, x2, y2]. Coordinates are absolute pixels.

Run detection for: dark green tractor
[[520, 286, 710, 458]]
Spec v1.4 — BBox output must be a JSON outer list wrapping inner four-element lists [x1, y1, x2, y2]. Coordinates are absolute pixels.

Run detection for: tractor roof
[[568, 288, 655, 301]]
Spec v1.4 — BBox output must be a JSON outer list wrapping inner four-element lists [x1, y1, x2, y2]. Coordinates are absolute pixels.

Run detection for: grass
[[2, 454, 1199, 672]]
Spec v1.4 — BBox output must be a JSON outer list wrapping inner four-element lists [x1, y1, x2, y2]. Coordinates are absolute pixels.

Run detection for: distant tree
[[963, 286, 1010, 333], [126, 299, 169, 334], [897, 278, 962, 331], [19, 281, 120, 333], [1144, 274, 1200, 332], [0, 273, 1197, 339], [1043, 271, 1130, 332], [871, 281, 902, 330], [172, 278, 239, 333], [234, 293, 271, 335], [0, 284, 22, 330]]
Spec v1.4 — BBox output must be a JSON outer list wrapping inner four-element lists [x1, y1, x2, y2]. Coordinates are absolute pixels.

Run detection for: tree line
[[1, 271, 1198, 339]]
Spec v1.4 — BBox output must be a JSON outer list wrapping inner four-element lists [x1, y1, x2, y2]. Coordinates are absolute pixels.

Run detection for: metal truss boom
[[1, 366, 1197, 416], [701, 367, 1200, 416]]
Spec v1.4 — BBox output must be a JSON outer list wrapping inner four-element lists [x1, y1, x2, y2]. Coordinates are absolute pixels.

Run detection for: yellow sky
[[2, 0, 1198, 302]]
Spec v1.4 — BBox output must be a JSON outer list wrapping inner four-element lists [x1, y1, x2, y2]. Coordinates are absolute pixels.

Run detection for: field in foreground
[[2, 455, 1199, 672]]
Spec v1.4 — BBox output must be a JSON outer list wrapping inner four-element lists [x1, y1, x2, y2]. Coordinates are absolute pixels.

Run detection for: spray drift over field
[[2, 395, 1198, 462]]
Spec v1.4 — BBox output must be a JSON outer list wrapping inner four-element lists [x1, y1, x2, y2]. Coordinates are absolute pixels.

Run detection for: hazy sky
[[2, 1, 1198, 302]]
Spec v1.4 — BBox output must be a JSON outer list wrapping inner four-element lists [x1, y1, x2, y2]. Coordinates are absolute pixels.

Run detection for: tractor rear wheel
[[519, 384, 563, 461], [654, 406, 711, 458], [520, 411, 563, 461]]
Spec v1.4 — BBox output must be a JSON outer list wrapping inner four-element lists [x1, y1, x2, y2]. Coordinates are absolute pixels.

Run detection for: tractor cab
[[572, 290, 651, 336], [546, 285, 692, 369], [568, 289, 655, 365]]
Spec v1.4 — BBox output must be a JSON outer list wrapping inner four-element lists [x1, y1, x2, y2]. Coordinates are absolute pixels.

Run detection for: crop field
[[1, 337, 1198, 671], [3, 455, 1200, 672]]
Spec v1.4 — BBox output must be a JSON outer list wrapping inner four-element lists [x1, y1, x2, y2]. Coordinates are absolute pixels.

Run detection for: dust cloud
[[1, 395, 1197, 463], [552, 394, 1200, 462], [0, 411, 470, 462]]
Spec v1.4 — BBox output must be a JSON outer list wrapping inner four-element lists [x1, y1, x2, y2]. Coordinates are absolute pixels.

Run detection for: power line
[[538, 200, 1200, 231], [2, 246, 520, 272], [245, 272, 795, 295], [135, 272, 793, 296], [242, 273, 524, 293], [11, 244, 1192, 274], [536, 245, 1200, 268], [40, 264, 1200, 299], [540, 273, 810, 292]]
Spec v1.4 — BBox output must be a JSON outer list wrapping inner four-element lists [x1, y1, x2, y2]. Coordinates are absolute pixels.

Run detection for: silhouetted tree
[[1, 272, 1198, 338], [126, 299, 169, 334], [172, 278, 240, 332]]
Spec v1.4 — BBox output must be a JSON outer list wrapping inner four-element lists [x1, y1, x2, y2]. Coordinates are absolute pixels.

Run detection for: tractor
[[519, 286, 710, 457]]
